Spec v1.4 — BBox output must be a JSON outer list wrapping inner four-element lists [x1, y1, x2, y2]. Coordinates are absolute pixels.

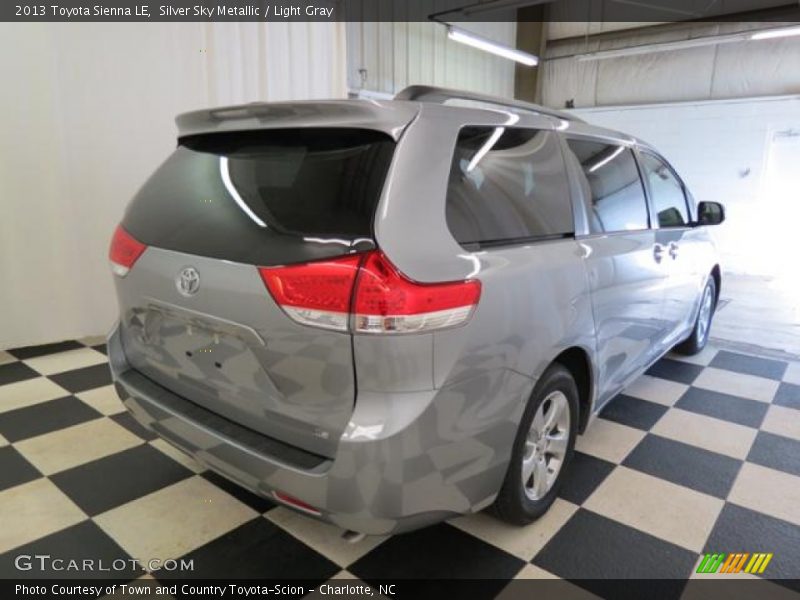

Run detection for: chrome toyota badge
[[177, 267, 200, 297]]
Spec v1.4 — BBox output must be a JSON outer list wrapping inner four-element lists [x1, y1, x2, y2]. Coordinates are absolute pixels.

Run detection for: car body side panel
[[557, 130, 719, 410], [353, 334, 435, 393], [577, 231, 671, 408], [431, 241, 596, 392]]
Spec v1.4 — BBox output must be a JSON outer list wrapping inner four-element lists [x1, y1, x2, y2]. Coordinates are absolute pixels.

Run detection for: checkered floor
[[1, 338, 799, 598]]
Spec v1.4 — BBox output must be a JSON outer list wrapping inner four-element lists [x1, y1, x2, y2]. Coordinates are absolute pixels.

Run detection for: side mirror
[[697, 201, 725, 226]]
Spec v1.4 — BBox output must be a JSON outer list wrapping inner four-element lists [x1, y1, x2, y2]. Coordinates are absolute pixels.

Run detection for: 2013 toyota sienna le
[[107, 85, 725, 535]]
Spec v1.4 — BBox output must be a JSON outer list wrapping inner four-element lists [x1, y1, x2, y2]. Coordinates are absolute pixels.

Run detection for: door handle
[[668, 242, 679, 259], [653, 244, 666, 263]]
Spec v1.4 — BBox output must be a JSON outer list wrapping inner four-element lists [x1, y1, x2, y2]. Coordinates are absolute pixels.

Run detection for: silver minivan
[[108, 86, 725, 535]]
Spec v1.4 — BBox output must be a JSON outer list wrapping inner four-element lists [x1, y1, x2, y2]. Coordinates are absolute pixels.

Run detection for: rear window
[[445, 126, 574, 249], [122, 128, 395, 266]]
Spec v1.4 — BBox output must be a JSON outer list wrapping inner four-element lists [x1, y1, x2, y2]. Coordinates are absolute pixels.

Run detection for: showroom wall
[[542, 22, 800, 108], [571, 95, 800, 277], [0, 22, 347, 350], [347, 21, 516, 97]]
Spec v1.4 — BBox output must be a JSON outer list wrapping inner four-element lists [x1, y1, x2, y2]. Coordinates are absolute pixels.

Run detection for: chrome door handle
[[668, 242, 679, 259], [653, 244, 666, 263]]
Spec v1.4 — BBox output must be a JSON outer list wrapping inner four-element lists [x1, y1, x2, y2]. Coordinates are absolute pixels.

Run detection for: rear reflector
[[272, 491, 322, 516], [109, 225, 147, 277], [259, 251, 481, 334]]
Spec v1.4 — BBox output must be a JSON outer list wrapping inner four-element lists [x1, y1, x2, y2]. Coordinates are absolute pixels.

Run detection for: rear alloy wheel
[[492, 364, 578, 525], [522, 390, 570, 501], [675, 277, 716, 356]]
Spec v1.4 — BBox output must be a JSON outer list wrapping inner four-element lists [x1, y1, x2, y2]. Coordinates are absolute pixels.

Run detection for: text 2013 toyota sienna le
[[108, 86, 725, 535]]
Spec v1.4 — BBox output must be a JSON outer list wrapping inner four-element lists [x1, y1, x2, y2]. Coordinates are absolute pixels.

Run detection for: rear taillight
[[352, 251, 481, 333], [109, 225, 147, 277], [259, 250, 481, 334], [258, 255, 361, 332]]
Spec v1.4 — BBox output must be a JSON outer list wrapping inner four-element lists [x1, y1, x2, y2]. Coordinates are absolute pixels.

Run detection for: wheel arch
[[710, 264, 722, 305], [552, 346, 594, 434]]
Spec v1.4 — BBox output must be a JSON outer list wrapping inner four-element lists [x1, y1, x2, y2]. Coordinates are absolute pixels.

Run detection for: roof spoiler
[[394, 85, 584, 123], [174, 100, 419, 140]]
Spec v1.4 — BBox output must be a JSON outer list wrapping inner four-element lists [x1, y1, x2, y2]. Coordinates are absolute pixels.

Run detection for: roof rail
[[394, 85, 584, 123]]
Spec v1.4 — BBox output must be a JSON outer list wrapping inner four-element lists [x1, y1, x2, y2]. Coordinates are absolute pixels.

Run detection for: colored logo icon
[[696, 552, 773, 574]]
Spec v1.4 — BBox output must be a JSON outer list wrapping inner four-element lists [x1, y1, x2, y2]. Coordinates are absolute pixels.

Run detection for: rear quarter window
[[445, 127, 574, 249]]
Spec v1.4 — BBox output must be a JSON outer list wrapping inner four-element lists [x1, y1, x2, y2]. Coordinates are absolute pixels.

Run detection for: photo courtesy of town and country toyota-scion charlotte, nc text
[[14, 583, 392, 597], [15, 3, 336, 18]]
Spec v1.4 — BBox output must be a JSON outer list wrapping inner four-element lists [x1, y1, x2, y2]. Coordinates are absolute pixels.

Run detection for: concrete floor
[[712, 272, 800, 360]]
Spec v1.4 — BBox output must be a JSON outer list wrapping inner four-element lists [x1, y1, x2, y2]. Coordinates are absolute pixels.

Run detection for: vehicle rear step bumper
[[113, 369, 331, 472], [107, 323, 527, 534]]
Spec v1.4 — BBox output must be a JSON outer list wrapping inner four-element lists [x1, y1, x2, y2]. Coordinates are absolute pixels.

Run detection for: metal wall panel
[[542, 22, 800, 108], [347, 21, 516, 98]]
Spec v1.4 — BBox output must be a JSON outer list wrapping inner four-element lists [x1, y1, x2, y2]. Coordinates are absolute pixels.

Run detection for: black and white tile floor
[[0, 338, 799, 598]]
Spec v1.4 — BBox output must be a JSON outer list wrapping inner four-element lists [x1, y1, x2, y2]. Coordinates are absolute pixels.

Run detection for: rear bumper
[[108, 323, 530, 534]]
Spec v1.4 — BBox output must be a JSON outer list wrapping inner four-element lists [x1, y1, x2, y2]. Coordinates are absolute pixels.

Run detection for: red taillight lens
[[109, 225, 147, 277], [259, 250, 481, 334], [352, 251, 481, 333], [258, 255, 361, 332]]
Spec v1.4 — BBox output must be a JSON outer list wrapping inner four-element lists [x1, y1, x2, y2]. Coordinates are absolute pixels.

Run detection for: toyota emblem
[[177, 267, 200, 297]]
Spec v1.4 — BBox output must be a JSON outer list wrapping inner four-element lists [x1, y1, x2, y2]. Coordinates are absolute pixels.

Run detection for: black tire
[[491, 364, 579, 525], [674, 277, 717, 356]]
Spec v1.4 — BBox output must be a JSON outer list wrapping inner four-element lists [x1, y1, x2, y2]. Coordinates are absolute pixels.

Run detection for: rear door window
[[564, 139, 650, 233], [639, 152, 690, 227], [446, 127, 574, 249], [122, 128, 395, 266]]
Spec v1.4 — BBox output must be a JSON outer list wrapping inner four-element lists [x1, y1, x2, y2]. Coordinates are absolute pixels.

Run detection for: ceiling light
[[447, 26, 538, 66], [467, 127, 505, 172], [588, 147, 624, 173], [751, 26, 800, 40]]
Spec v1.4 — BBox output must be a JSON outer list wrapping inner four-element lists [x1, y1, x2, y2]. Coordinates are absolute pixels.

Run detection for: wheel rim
[[522, 390, 570, 501], [697, 284, 714, 342]]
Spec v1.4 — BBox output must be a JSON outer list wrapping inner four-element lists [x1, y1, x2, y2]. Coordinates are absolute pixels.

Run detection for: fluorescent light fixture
[[588, 146, 624, 173], [751, 26, 800, 40], [220, 156, 267, 228], [447, 26, 538, 66], [467, 127, 505, 172]]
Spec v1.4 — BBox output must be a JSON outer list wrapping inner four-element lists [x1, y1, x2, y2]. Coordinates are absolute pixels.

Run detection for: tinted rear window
[[446, 127, 574, 249], [122, 128, 395, 265]]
